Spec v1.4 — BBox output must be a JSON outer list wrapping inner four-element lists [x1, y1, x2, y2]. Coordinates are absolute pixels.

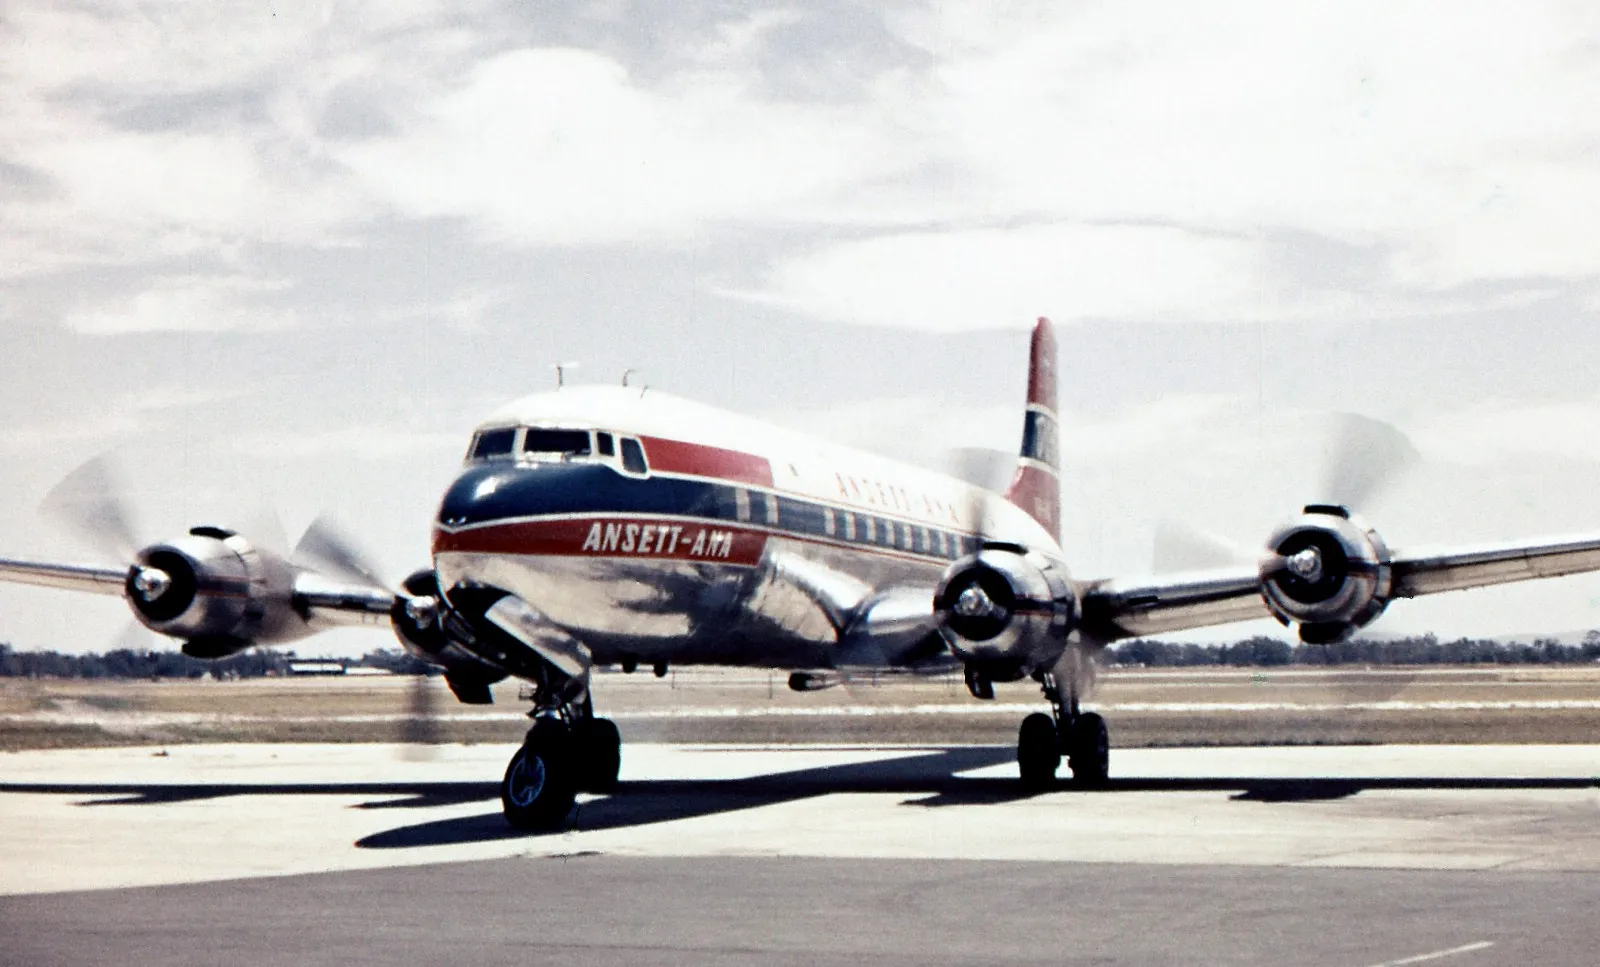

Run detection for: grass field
[[4, 665, 1600, 751]]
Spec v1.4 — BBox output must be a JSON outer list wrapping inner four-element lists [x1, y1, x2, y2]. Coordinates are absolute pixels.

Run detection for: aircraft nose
[[436, 462, 613, 528], [437, 465, 518, 528]]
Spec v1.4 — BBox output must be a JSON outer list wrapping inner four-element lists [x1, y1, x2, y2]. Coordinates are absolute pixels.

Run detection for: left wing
[[1077, 524, 1600, 644]]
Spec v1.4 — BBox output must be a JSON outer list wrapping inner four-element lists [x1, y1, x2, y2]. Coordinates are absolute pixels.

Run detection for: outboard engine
[[1258, 504, 1393, 644], [933, 545, 1076, 681], [125, 527, 305, 657]]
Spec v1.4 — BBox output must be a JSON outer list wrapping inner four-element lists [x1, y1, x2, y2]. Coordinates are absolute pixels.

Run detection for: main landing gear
[[500, 687, 622, 831], [1016, 670, 1109, 791]]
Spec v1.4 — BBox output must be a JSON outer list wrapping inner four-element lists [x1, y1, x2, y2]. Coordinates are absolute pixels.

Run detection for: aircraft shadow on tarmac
[[2, 746, 1595, 848]]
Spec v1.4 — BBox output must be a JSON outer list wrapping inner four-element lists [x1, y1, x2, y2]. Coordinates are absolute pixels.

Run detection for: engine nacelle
[[125, 527, 308, 657], [1258, 505, 1393, 644], [933, 545, 1076, 681]]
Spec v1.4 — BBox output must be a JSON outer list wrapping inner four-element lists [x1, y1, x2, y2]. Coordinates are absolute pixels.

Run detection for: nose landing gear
[[500, 684, 623, 831], [1015, 669, 1109, 791]]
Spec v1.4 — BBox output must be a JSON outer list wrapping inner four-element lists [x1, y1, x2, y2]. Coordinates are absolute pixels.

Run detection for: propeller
[[39, 454, 141, 563], [1152, 518, 1254, 573], [1315, 412, 1419, 513], [398, 665, 443, 760], [292, 514, 389, 591], [936, 445, 1108, 699], [288, 517, 447, 760], [1141, 413, 1424, 710]]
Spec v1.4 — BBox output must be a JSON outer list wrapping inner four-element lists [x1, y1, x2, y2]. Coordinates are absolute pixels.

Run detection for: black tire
[[574, 717, 622, 793], [1067, 711, 1109, 785], [501, 722, 577, 831], [1017, 712, 1061, 791]]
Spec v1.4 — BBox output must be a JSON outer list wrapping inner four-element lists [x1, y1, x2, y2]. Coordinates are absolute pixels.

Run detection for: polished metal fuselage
[[435, 536, 948, 669]]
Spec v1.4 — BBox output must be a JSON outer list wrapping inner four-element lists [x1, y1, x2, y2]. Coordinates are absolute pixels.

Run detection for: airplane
[[6, 316, 1600, 831]]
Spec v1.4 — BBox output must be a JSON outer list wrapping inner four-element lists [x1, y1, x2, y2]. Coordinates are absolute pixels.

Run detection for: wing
[[0, 557, 127, 595], [1077, 531, 1600, 642], [0, 552, 396, 640]]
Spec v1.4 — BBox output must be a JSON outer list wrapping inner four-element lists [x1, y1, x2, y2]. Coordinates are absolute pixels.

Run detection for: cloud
[[729, 223, 1272, 329], [1413, 399, 1600, 467], [63, 275, 299, 335], [230, 426, 463, 460], [335, 47, 908, 245], [882, 2, 1600, 280]]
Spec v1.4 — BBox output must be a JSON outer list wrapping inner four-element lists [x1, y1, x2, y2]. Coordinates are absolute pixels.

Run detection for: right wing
[[0, 557, 127, 595]]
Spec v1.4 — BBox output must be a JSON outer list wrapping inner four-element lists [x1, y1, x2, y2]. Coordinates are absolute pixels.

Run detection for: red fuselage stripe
[[639, 436, 774, 488]]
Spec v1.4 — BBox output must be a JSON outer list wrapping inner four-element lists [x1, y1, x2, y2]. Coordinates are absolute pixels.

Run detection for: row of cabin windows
[[735, 487, 972, 559], [468, 427, 647, 475]]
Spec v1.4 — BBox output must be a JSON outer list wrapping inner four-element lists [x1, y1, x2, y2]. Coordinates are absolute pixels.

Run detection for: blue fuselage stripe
[[436, 463, 977, 562]]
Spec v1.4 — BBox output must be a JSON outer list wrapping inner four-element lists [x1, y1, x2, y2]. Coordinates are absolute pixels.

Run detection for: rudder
[[1004, 317, 1061, 539]]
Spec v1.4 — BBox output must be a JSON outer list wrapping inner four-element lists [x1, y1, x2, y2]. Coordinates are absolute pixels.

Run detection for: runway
[[3, 742, 1599, 965]]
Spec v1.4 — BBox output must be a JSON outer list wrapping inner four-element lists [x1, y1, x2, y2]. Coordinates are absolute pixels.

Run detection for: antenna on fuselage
[[622, 368, 648, 397], [553, 361, 579, 388]]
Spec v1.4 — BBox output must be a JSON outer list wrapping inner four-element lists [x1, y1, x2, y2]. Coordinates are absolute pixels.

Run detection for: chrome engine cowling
[[124, 527, 306, 657], [1258, 505, 1393, 644], [933, 545, 1076, 680]]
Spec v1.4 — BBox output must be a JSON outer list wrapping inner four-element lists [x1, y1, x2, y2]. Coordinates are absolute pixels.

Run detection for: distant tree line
[[0, 644, 433, 680], [5, 634, 1600, 680], [1110, 632, 1600, 668]]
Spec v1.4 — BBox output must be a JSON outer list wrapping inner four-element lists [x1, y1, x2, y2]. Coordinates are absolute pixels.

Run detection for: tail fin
[[1004, 317, 1061, 539]]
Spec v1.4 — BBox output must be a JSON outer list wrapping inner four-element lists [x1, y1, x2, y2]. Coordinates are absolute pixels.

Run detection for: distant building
[[287, 660, 347, 676]]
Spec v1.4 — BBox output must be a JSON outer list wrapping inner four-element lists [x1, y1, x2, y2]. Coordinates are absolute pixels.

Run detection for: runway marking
[[1360, 940, 1494, 967]]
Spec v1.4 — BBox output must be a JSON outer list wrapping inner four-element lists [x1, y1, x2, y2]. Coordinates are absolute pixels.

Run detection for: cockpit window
[[522, 428, 592, 459], [470, 427, 517, 460], [620, 437, 648, 474]]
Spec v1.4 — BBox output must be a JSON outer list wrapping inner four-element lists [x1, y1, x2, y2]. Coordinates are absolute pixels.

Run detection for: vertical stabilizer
[[1004, 317, 1061, 539]]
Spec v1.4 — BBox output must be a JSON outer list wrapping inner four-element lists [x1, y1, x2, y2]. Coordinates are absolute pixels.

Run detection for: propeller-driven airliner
[[6, 317, 1600, 830]]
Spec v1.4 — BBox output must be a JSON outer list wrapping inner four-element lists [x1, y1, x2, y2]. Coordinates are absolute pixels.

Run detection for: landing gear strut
[[500, 677, 622, 831], [1016, 670, 1109, 790]]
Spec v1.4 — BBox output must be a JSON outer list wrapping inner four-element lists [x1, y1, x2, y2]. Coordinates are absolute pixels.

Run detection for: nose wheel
[[500, 676, 624, 830], [502, 719, 577, 830], [1015, 672, 1110, 790]]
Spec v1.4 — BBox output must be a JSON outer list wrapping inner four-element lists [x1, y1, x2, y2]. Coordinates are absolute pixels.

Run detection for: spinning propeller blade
[[1316, 412, 1418, 512], [39, 454, 140, 563], [293, 515, 389, 591]]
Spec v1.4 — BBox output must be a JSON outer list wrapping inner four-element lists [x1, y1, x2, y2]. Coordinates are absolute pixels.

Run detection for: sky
[[4, 1, 1600, 655]]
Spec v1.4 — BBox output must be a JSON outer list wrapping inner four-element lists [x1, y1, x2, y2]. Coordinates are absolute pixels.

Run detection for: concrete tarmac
[[3, 742, 1599, 965]]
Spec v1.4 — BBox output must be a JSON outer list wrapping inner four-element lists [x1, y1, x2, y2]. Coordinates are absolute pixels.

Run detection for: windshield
[[522, 428, 592, 459], [469, 427, 517, 460]]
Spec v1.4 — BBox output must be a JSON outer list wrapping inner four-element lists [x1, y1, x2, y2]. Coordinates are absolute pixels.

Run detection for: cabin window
[[863, 516, 876, 543], [936, 531, 949, 557], [765, 493, 781, 525], [735, 488, 751, 523], [620, 437, 648, 474], [823, 507, 835, 537], [596, 432, 615, 457], [522, 428, 592, 459], [843, 512, 856, 541], [470, 427, 517, 461], [920, 526, 931, 553]]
